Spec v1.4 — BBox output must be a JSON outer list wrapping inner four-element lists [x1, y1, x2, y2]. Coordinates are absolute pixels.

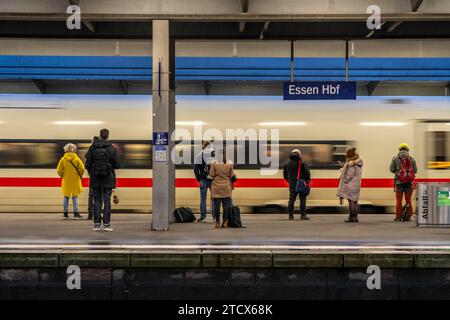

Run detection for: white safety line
[[0, 244, 449, 251]]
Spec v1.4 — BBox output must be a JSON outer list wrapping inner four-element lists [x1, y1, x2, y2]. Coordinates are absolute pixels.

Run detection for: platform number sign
[[153, 132, 169, 146], [153, 132, 169, 163]]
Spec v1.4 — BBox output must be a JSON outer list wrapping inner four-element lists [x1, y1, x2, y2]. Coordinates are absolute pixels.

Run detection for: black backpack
[[173, 207, 196, 223], [226, 206, 243, 228], [92, 146, 111, 177]]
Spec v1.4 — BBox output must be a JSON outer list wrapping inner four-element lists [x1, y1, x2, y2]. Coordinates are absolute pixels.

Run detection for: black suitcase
[[173, 207, 196, 223], [226, 206, 243, 228]]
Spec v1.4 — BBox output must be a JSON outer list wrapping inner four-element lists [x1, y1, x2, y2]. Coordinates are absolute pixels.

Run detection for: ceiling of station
[[0, 0, 449, 40], [1, 20, 449, 40]]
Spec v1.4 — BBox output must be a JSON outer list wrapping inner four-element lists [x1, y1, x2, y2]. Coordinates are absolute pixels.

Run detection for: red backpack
[[397, 156, 415, 184]]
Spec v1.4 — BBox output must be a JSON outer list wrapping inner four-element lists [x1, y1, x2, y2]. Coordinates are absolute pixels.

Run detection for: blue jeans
[[199, 179, 215, 220], [63, 196, 79, 214], [93, 187, 112, 226]]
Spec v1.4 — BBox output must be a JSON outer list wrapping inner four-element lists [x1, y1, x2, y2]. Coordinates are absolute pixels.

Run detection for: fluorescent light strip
[[360, 122, 407, 127], [53, 121, 103, 125], [176, 121, 205, 126], [259, 122, 307, 126]]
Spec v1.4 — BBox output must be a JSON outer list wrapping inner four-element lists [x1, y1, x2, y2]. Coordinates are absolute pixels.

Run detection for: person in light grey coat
[[337, 148, 363, 223]]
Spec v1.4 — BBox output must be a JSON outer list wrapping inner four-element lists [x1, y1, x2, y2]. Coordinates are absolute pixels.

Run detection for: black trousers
[[213, 197, 232, 222], [288, 191, 307, 215]]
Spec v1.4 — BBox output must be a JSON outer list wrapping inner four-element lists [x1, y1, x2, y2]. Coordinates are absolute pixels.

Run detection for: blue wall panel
[[0, 55, 449, 81]]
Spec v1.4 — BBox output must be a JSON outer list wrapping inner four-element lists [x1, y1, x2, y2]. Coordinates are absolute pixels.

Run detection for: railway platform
[[1, 214, 450, 300]]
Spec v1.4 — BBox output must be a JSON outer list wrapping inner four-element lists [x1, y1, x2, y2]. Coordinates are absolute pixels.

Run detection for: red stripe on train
[[0, 177, 449, 188]]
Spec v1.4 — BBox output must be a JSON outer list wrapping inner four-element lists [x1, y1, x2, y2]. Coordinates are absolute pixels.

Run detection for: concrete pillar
[[151, 20, 175, 231]]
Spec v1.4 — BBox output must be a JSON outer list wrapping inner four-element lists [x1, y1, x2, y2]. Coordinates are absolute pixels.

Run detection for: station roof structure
[[0, 0, 449, 95], [1, 0, 449, 39]]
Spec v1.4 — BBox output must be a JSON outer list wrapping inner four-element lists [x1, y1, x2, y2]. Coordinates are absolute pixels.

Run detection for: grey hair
[[63, 143, 77, 153]]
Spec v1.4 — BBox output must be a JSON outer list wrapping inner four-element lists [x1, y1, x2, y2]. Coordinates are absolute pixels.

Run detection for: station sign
[[283, 81, 356, 100]]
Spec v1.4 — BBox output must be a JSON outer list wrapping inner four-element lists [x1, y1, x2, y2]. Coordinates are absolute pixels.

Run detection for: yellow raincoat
[[56, 152, 85, 197]]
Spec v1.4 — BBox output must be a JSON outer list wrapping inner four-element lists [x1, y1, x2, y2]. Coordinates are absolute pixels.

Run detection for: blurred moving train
[[0, 94, 449, 213]]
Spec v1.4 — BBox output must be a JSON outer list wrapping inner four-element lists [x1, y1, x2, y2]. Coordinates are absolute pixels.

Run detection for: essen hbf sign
[[283, 81, 356, 100]]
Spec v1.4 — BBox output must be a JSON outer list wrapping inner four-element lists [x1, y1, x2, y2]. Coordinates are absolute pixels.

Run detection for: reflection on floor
[[0, 213, 449, 247]]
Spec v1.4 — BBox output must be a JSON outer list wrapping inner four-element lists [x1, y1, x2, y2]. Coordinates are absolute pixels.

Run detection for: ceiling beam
[[33, 79, 46, 94], [259, 21, 270, 39], [119, 80, 128, 94], [238, 0, 249, 33], [204, 80, 210, 95], [365, 21, 386, 38], [388, 0, 424, 33], [1, 13, 448, 22], [68, 0, 96, 32], [410, 0, 424, 12], [366, 81, 379, 96]]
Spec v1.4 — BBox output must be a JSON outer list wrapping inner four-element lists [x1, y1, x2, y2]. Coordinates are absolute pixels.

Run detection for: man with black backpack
[[390, 143, 417, 221], [85, 128, 120, 231]]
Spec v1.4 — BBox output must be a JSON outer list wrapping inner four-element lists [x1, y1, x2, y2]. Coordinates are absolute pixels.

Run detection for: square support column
[[151, 20, 175, 231]]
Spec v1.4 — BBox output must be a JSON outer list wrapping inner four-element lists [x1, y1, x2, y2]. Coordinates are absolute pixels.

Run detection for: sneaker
[[288, 214, 294, 220], [92, 225, 101, 231], [300, 214, 310, 220], [394, 217, 402, 222], [63, 213, 69, 220], [74, 213, 83, 220], [197, 217, 206, 223], [103, 225, 114, 232]]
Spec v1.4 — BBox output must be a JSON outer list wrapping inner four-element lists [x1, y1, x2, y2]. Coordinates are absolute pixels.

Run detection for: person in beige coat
[[210, 159, 234, 228]]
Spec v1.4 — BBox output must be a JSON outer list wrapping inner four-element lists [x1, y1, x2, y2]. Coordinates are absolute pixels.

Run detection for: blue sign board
[[153, 132, 169, 146], [283, 81, 356, 100]]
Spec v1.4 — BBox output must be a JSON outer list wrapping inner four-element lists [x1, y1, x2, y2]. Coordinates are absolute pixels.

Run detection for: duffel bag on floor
[[173, 207, 196, 223], [226, 206, 243, 228]]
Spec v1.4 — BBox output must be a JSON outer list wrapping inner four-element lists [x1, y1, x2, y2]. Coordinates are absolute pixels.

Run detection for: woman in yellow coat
[[57, 143, 85, 219]]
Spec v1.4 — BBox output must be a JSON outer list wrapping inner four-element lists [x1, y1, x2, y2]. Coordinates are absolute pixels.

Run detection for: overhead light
[[360, 122, 407, 127], [176, 121, 205, 126], [53, 121, 103, 125], [259, 122, 307, 126]]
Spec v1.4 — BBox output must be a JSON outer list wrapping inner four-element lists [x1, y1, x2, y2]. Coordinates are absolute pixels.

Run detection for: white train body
[[0, 94, 449, 213]]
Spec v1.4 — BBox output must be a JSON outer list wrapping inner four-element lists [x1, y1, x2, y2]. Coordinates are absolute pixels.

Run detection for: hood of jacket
[[63, 152, 78, 162], [398, 150, 410, 160]]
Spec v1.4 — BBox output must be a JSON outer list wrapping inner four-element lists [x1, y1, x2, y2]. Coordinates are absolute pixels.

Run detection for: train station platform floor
[[0, 213, 449, 248]]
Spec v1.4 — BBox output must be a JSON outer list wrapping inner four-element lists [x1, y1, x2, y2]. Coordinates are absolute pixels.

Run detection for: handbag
[[294, 160, 311, 197]]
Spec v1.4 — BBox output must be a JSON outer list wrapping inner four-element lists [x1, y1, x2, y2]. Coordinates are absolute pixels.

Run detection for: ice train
[[0, 94, 449, 213]]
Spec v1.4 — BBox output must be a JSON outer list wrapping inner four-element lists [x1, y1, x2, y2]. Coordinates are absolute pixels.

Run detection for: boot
[[288, 213, 294, 220], [345, 202, 358, 223], [300, 213, 310, 220]]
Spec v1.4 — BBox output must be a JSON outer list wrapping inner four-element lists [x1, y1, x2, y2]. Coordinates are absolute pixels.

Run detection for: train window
[[0, 140, 349, 170], [258, 141, 349, 169], [427, 131, 450, 169], [0, 142, 58, 168]]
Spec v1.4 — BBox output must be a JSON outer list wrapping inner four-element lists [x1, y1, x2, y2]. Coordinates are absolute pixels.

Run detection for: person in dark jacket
[[194, 141, 215, 223], [389, 143, 418, 221], [283, 149, 311, 220], [85, 129, 120, 231], [87, 136, 99, 220]]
